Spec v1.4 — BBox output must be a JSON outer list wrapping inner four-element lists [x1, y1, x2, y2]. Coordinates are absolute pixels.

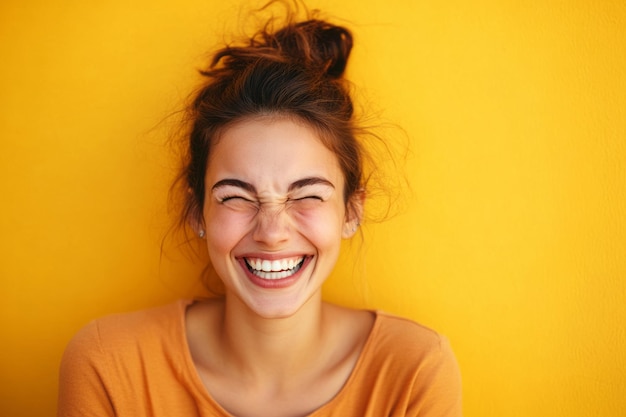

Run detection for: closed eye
[[288, 196, 325, 211], [293, 195, 324, 201], [219, 195, 253, 203], [218, 196, 260, 213]]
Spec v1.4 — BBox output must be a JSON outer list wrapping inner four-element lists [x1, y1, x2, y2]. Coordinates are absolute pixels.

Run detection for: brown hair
[[178, 11, 366, 230]]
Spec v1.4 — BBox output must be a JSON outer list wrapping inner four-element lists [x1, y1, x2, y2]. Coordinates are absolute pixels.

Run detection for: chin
[[240, 290, 321, 320]]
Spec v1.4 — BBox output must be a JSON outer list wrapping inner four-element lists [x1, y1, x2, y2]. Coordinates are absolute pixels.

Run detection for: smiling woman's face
[[202, 116, 358, 319]]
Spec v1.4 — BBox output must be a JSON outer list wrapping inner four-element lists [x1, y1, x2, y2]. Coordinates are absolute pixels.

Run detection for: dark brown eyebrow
[[211, 177, 334, 193], [211, 179, 256, 193], [288, 177, 335, 192]]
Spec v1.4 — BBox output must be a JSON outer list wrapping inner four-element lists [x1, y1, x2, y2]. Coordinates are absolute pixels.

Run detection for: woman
[[58, 7, 462, 417]]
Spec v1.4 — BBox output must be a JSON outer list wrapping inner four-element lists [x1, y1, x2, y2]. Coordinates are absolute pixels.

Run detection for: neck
[[219, 292, 326, 381]]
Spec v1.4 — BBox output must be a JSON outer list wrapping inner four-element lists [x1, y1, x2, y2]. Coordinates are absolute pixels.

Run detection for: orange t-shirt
[[58, 300, 462, 416]]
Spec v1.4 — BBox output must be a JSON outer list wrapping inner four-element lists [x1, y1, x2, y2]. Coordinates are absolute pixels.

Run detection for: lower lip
[[239, 257, 311, 289]]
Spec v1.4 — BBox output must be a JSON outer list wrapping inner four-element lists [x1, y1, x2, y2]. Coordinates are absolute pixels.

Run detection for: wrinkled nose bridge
[[253, 202, 290, 240]]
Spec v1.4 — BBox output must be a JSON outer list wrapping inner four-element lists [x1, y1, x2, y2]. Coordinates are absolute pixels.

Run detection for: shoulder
[[59, 300, 192, 396], [370, 312, 460, 375], [366, 312, 463, 414], [364, 311, 461, 389], [62, 300, 190, 363], [372, 312, 450, 357], [58, 301, 208, 415]]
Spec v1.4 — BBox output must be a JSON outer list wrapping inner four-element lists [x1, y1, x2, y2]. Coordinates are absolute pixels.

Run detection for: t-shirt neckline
[[175, 299, 383, 416]]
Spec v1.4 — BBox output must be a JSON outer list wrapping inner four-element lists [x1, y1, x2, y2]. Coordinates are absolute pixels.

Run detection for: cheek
[[292, 207, 345, 245], [204, 207, 253, 254]]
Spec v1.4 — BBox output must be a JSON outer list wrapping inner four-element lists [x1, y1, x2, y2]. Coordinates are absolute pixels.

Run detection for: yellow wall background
[[1, 0, 624, 416]]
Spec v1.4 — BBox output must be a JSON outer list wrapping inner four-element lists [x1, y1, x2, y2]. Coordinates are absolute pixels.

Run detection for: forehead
[[206, 117, 343, 185]]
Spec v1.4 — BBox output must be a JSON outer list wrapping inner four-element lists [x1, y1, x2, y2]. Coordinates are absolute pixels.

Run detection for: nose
[[252, 203, 290, 246]]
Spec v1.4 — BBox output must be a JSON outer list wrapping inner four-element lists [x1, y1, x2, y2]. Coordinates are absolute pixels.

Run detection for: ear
[[189, 214, 206, 239], [342, 189, 365, 238], [187, 194, 206, 239]]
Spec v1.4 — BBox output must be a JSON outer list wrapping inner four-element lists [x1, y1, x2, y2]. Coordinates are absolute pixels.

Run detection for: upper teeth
[[244, 257, 305, 280], [246, 257, 303, 272]]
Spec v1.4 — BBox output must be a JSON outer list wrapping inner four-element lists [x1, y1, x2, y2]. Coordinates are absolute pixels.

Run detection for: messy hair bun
[[271, 19, 352, 78], [179, 9, 364, 235], [213, 18, 353, 79]]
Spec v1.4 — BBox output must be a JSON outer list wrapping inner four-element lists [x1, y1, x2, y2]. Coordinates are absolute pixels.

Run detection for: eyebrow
[[288, 177, 335, 192], [211, 177, 334, 193], [211, 179, 256, 193]]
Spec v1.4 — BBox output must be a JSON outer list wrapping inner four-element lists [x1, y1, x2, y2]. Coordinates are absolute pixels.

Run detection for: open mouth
[[244, 256, 306, 280]]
